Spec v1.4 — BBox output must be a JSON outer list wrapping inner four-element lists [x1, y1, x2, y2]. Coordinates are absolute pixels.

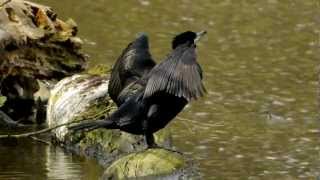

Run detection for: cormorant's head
[[132, 32, 149, 49], [172, 30, 207, 49]]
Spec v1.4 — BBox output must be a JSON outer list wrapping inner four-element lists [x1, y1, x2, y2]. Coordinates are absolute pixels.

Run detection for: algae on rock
[[0, 96, 6, 108], [103, 149, 195, 180]]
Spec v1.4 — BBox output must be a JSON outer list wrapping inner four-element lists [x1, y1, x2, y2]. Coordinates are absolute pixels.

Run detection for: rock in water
[[103, 149, 197, 180]]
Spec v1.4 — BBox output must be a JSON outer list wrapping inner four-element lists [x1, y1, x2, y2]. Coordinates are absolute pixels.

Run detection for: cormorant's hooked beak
[[194, 30, 207, 43]]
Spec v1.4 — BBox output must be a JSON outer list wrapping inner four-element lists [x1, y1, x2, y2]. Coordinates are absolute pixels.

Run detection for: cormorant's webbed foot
[[144, 133, 182, 154]]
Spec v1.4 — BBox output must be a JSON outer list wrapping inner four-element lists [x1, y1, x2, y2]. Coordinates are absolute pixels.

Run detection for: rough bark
[[0, 0, 87, 123]]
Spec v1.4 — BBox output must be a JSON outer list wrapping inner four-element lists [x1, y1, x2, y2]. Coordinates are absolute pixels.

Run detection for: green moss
[[154, 129, 171, 145], [76, 98, 115, 120], [79, 129, 122, 153], [104, 149, 186, 179], [67, 88, 118, 149], [0, 96, 6, 107], [76, 126, 171, 156]]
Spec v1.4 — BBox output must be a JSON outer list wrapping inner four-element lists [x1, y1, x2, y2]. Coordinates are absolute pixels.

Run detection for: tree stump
[[0, 0, 87, 124]]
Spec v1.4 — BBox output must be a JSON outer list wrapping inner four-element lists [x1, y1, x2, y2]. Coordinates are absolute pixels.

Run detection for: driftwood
[[0, 0, 87, 123], [0, 118, 89, 138], [0, 0, 87, 78]]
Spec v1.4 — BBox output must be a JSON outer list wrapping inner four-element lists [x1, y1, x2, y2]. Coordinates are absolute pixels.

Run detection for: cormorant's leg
[[145, 132, 182, 153], [145, 132, 158, 148], [142, 120, 158, 148], [143, 104, 159, 148]]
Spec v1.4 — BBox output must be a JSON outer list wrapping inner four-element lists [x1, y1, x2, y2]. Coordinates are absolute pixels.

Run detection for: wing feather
[[108, 43, 134, 103], [108, 35, 156, 105], [144, 44, 205, 101]]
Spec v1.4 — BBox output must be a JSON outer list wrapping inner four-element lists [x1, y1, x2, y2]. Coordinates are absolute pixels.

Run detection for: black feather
[[108, 33, 156, 106], [144, 43, 205, 101]]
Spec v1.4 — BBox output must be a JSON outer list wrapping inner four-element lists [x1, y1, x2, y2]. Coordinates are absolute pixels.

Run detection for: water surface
[[1, 0, 319, 179], [0, 128, 103, 180]]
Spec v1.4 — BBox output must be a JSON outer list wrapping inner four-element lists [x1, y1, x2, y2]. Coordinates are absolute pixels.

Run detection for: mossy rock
[[103, 149, 195, 180], [47, 74, 172, 166], [75, 128, 172, 166]]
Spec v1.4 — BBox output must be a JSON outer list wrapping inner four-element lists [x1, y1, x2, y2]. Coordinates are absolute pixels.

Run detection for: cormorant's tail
[[68, 119, 117, 132]]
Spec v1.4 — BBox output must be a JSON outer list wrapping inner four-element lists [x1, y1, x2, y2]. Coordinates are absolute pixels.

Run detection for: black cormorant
[[70, 31, 207, 148], [108, 33, 156, 106]]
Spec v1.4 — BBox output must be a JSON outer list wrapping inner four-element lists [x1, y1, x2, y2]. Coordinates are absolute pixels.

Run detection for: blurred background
[[1, 0, 319, 179]]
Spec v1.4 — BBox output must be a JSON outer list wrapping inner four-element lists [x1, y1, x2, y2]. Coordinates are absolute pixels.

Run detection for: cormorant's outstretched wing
[[108, 57, 123, 105], [108, 33, 156, 105], [144, 44, 206, 101]]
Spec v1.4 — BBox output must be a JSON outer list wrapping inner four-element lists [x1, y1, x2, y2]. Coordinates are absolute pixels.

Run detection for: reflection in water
[[0, 134, 102, 180], [45, 145, 103, 180], [2, 0, 320, 179], [0, 137, 47, 180]]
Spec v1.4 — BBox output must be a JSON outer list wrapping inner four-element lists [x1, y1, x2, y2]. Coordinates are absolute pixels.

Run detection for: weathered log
[[0, 118, 90, 138], [0, 0, 87, 123], [0, 0, 86, 79]]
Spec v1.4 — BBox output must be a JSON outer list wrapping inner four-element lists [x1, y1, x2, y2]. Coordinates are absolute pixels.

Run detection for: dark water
[[0, 128, 103, 180], [1, 0, 319, 179]]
